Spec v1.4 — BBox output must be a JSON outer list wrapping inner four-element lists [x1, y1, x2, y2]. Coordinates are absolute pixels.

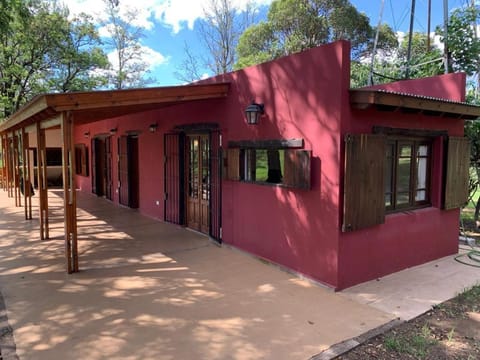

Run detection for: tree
[[0, 1, 109, 120], [102, 0, 152, 89], [176, 0, 256, 82], [43, 13, 109, 93], [235, 0, 372, 69]]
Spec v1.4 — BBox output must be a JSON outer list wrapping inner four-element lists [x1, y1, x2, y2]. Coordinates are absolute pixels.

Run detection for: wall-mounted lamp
[[83, 131, 90, 138], [109, 128, 117, 135], [245, 101, 264, 125], [149, 123, 158, 133]]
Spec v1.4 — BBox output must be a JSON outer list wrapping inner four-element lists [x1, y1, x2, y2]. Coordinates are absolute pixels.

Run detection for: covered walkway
[[0, 190, 395, 360]]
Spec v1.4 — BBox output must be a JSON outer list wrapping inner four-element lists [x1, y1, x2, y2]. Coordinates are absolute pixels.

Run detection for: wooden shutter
[[343, 134, 386, 232], [444, 136, 470, 210], [283, 150, 311, 189], [226, 148, 240, 180]]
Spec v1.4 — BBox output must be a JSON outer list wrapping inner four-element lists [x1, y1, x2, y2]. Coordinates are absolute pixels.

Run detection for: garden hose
[[455, 245, 480, 268]]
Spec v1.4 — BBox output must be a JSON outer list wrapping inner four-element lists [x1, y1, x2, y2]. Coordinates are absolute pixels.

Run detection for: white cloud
[[61, 0, 272, 33], [107, 45, 168, 70]]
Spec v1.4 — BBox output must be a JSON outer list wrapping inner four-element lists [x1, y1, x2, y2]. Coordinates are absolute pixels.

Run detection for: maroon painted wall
[[75, 41, 351, 288], [74, 41, 467, 290], [337, 74, 466, 290]]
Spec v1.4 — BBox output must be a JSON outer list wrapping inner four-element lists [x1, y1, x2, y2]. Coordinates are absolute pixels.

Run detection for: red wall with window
[[74, 41, 467, 290], [337, 74, 466, 290]]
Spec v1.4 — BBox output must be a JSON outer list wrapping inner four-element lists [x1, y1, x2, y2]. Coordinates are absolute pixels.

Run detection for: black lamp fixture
[[149, 123, 158, 133], [109, 128, 117, 135], [245, 101, 264, 125], [83, 131, 90, 138]]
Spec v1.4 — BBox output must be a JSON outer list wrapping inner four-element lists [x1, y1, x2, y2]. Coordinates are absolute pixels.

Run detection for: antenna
[[443, 0, 449, 73]]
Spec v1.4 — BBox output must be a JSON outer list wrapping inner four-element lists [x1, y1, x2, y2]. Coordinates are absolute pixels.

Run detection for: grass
[[383, 324, 437, 359]]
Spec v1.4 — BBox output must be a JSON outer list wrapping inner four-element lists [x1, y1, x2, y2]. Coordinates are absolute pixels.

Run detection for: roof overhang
[[350, 89, 480, 120], [0, 82, 230, 133]]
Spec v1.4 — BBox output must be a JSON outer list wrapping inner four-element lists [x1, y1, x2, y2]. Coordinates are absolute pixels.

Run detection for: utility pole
[[368, 0, 385, 85], [427, 0, 431, 50], [405, 0, 416, 79]]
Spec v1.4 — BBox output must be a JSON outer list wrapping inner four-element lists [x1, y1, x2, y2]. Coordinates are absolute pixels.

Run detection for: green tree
[[235, 0, 372, 69], [43, 13, 109, 93], [0, 1, 109, 119]]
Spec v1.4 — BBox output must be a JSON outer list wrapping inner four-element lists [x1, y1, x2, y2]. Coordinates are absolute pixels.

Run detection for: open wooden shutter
[[284, 150, 311, 189], [226, 148, 240, 180], [343, 134, 386, 232], [444, 136, 470, 210]]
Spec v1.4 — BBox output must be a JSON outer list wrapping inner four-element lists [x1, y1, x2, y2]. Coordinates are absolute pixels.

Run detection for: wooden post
[[36, 123, 49, 240], [0, 135, 5, 191], [22, 128, 32, 220], [61, 112, 78, 273], [13, 134, 21, 207], [6, 135, 13, 198]]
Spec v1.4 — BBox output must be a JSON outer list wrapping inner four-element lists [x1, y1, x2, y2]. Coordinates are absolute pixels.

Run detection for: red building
[[1, 40, 476, 289]]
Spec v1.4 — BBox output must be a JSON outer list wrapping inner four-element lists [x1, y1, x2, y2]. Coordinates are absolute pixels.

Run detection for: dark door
[[186, 134, 210, 234], [92, 138, 105, 196], [118, 135, 139, 208], [105, 136, 113, 200]]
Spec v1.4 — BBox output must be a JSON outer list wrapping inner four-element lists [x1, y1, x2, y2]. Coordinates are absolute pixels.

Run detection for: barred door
[[164, 133, 185, 224], [209, 131, 222, 243]]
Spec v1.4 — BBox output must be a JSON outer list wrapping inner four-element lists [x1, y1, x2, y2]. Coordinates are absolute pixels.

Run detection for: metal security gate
[[209, 131, 222, 243], [164, 132, 185, 224]]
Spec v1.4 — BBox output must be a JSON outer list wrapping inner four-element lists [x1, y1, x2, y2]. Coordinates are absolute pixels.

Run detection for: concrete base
[[0, 190, 394, 360]]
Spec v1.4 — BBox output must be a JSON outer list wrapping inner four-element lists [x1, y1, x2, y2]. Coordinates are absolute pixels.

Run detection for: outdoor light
[[109, 128, 117, 135], [149, 123, 158, 133], [245, 101, 264, 125], [83, 131, 90, 138]]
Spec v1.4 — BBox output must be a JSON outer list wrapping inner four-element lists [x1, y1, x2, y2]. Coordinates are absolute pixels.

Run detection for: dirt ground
[[337, 221, 480, 360]]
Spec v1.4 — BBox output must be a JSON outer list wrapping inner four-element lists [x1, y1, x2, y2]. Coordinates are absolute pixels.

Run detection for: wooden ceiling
[[350, 89, 480, 120], [0, 83, 230, 133]]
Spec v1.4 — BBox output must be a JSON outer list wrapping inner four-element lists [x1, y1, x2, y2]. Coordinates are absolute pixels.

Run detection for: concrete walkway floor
[[0, 190, 478, 360], [0, 190, 394, 360]]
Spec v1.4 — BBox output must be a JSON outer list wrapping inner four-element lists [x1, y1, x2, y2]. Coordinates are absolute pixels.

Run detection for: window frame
[[385, 137, 432, 213], [225, 139, 311, 190]]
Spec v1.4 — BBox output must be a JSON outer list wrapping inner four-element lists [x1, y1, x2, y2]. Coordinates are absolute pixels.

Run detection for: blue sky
[[61, 0, 467, 86]]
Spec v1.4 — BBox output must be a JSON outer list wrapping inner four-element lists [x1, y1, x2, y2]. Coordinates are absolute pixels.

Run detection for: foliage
[[440, 6, 480, 76], [101, 0, 152, 89], [0, 0, 108, 120], [235, 0, 372, 69]]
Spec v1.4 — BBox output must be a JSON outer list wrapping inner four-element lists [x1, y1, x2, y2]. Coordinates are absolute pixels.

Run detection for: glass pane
[[384, 155, 393, 193], [417, 157, 427, 189], [189, 138, 199, 198], [385, 193, 392, 207], [397, 157, 411, 192], [255, 149, 268, 181], [417, 145, 428, 156], [396, 192, 410, 205], [399, 145, 411, 157], [201, 138, 210, 200], [416, 190, 426, 201]]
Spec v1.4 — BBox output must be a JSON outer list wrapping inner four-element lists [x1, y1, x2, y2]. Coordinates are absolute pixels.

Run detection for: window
[[385, 138, 431, 211], [225, 139, 311, 189], [74, 144, 89, 177], [243, 149, 285, 184], [343, 133, 470, 232]]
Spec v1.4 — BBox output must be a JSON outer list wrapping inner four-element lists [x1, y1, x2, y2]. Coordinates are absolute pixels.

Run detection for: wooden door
[[187, 134, 210, 234]]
